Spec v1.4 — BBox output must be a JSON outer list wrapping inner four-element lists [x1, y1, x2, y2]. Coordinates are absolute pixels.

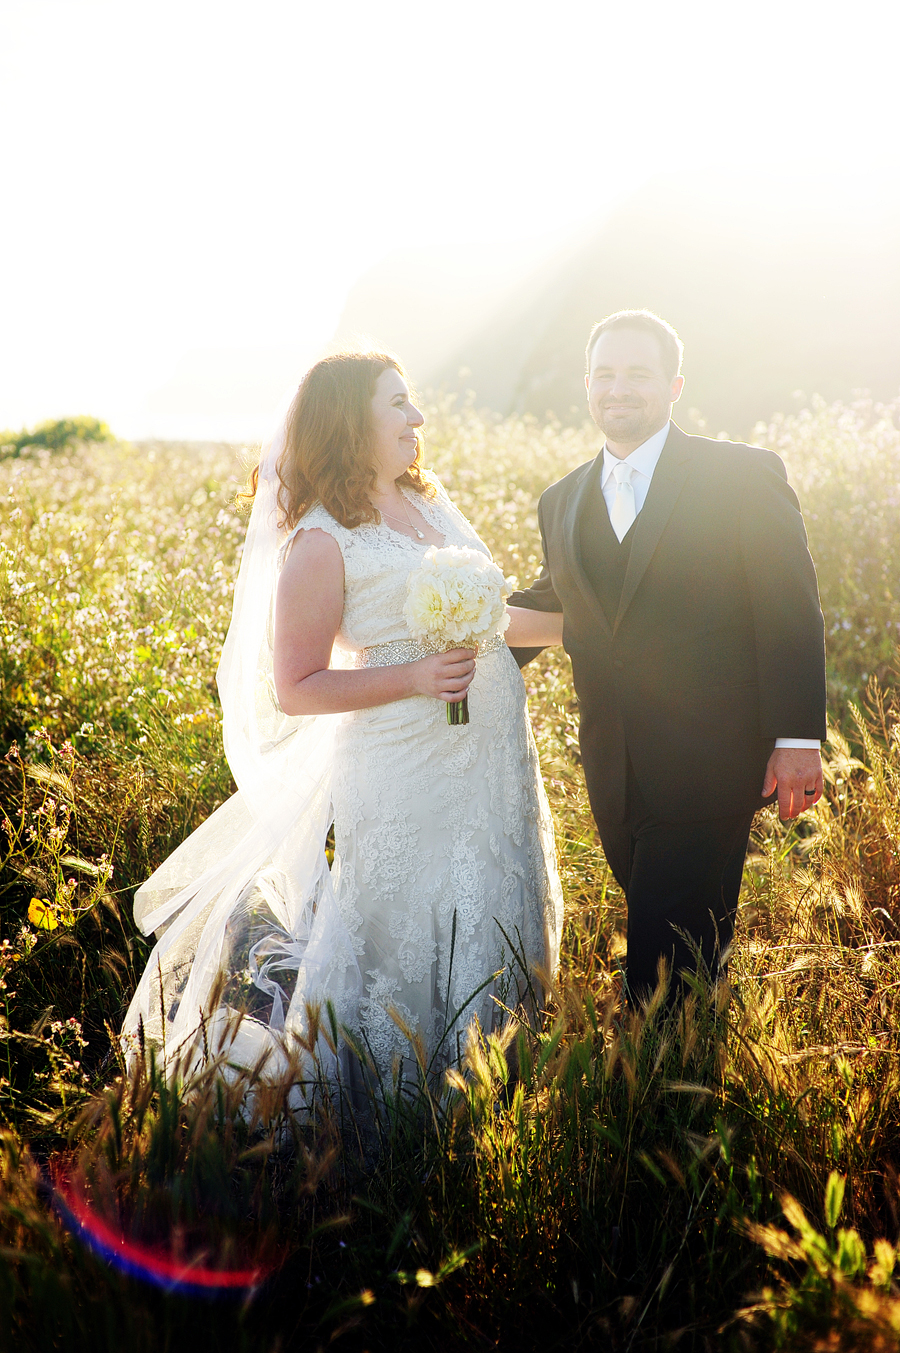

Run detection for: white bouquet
[[403, 545, 511, 725]]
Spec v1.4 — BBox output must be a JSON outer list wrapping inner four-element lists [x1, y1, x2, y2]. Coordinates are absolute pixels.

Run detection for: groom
[[510, 310, 827, 1002]]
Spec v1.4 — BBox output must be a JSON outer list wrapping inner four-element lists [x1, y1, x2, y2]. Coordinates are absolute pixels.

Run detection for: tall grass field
[[2, 394, 900, 1350]]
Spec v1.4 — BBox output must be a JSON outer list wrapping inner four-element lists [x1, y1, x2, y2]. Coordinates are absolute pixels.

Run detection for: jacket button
[[613, 659, 624, 670]]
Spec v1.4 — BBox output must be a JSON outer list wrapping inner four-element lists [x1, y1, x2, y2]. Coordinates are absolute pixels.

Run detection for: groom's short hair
[[585, 310, 683, 381]]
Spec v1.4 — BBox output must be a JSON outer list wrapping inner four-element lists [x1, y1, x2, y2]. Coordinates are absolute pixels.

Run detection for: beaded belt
[[355, 632, 505, 668]]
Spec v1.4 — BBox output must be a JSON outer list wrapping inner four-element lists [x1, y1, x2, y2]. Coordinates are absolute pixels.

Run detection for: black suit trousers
[[595, 763, 755, 1004]]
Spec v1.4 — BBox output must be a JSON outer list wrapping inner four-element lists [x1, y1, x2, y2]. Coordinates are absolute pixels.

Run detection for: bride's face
[[369, 367, 424, 485]]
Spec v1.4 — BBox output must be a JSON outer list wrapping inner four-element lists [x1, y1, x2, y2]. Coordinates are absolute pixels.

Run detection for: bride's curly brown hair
[[244, 350, 434, 530]]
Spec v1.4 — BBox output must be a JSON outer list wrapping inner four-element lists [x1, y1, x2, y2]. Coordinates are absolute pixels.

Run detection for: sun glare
[[1, 0, 897, 437]]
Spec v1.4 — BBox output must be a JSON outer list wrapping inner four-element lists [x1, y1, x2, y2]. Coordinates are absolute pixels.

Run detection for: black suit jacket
[[509, 423, 827, 824]]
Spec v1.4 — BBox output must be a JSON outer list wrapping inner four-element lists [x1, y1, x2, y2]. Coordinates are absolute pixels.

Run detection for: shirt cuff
[[774, 738, 821, 749]]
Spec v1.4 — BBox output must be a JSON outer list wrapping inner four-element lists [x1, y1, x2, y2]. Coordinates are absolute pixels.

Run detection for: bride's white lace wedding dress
[[122, 477, 563, 1097]]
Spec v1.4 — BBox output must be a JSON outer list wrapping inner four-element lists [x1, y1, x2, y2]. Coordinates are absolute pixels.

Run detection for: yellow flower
[[28, 898, 58, 930], [405, 577, 451, 637]]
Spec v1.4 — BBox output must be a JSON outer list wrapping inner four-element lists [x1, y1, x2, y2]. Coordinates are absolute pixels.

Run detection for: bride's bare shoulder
[[281, 524, 344, 575]]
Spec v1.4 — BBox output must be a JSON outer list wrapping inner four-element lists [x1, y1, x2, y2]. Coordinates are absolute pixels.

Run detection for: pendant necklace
[[380, 497, 425, 540]]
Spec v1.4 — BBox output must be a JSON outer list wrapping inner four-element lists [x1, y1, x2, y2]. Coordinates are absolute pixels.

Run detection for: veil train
[[122, 417, 362, 1083]]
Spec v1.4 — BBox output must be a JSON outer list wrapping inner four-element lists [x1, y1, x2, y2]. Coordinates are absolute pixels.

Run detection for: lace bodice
[[288, 479, 492, 653]]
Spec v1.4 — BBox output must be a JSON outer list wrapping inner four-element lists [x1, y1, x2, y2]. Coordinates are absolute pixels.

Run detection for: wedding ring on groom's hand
[[804, 788, 817, 795]]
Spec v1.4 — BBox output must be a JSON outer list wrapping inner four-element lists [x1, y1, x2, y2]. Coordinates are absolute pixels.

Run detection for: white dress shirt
[[599, 421, 819, 751], [600, 422, 670, 521]]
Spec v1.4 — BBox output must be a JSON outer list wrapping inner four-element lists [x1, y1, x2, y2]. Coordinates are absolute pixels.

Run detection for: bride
[[122, 351, 564, 1101]]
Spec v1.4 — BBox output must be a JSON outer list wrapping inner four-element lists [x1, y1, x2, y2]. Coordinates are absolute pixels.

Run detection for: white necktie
[[609, 462, 637, 542]]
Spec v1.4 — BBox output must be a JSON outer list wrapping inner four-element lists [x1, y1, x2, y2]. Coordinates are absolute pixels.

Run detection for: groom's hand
[[762, 748, 824, 819]]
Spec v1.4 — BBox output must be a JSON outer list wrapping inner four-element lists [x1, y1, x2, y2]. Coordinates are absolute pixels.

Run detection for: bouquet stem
[[447, 695, 469, 726]]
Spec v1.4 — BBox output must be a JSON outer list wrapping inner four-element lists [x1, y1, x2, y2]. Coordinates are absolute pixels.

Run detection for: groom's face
[[585, 328, 684, 452]]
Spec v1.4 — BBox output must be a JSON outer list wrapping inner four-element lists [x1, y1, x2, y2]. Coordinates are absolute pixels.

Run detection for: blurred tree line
[[0, 417, 112, 459]]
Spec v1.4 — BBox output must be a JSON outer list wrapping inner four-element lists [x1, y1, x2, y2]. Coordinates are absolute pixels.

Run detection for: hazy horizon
[[3, 0, 899, 442]]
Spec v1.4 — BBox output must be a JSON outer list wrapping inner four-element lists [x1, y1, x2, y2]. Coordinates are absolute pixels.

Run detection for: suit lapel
[[562, 454, 612, 637], [613, 424, 694, 633]]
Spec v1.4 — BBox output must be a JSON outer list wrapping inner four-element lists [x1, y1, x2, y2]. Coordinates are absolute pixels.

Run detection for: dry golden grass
[[1, 399, 900, 1349]]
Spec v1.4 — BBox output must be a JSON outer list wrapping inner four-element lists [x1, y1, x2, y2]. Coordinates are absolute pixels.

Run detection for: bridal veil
[[122, 415, 361, 1078]]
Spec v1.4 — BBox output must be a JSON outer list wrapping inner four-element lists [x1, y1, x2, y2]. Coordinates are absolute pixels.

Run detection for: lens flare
[[49, 1173, 274, 1298]]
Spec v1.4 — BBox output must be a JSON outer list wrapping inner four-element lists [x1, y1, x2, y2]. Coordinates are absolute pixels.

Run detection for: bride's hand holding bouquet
[[404, 546, 511, 725]]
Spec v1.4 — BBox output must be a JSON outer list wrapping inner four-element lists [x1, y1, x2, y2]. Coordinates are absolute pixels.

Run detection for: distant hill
[[336, 175, 900, 438], [332, 236, 563, 395]]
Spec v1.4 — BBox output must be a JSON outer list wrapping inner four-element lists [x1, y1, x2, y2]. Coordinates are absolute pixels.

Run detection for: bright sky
[[2, 0, 898, 440]]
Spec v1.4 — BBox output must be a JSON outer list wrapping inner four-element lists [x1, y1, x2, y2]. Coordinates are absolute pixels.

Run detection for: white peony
[[404, 546, 511, 648]]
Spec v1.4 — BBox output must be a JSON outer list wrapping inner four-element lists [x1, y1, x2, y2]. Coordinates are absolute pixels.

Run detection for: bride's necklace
[[379, 496, 425, 540]]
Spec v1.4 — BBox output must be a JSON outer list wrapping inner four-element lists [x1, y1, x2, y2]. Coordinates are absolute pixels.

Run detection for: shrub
[[0, 417, 113, 459]]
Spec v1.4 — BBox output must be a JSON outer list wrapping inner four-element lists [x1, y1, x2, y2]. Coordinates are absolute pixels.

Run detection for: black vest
[[579, 470, 637, 625]]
